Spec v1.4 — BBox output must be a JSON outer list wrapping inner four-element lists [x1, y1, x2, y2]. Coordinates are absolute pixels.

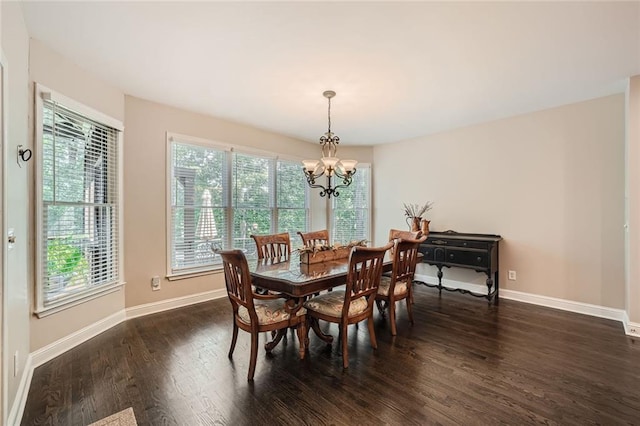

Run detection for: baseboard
[[31, 310, 127, 369], [7, 353, 33, 426], [13, 290, 226, 425], [414, 274, 626, 324], [623, 311, 640, 337], [125, 289, 226, 320]]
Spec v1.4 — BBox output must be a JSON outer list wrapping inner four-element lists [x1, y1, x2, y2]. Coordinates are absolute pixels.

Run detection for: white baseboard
[[500, 288, 626, 322], [414, 274, 627, 324], [623, 311, 640, 337], [125, 289, 226, 320], [31, 310, 127, 369], [7, 353, 33, 426], [12, 289, 227, 425]]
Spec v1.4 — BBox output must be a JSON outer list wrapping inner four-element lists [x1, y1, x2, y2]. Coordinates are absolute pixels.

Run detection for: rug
[[88, 407, 137, 426]]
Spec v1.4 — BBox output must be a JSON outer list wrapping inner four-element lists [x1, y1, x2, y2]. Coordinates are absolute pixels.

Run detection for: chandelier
[[302, 90, 357, 198]]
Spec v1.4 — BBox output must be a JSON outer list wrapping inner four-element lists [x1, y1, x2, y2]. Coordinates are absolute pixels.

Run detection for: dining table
[[248, 251, 395, 359]]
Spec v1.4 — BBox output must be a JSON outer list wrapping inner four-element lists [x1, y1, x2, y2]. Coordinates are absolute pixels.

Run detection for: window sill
[[167, 267, 223, 281], [35, 282, 125, 318]]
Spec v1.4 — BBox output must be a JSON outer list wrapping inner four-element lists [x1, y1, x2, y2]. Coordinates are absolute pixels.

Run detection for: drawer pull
[[449, 253, 455, 259], [477, 257, 482, 263]]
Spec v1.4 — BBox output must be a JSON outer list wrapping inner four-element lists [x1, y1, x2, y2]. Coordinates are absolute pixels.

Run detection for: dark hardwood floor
[[21, 285, 640, 425]]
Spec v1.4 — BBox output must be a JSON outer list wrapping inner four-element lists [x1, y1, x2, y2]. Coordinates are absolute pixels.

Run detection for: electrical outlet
[[151, 276, 161, 291], [508, 270, 517, 281]]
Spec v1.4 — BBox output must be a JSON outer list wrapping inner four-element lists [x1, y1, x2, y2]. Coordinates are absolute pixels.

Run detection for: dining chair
[[250, 232, 291, 260], [219, 249, 306, 381], [388, 228, 422, 243], [303, 241, 394, 368], [297, 229, 330, 248], [375, 235, 427, 336]]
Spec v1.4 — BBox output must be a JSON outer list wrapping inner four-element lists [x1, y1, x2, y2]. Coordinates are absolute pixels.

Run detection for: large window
[[169, 135, 308, 275], [331, 164, 371, 245], [36, 84, 123, 314]]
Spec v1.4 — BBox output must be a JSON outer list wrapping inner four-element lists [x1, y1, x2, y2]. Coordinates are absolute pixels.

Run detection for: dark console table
[[417, 231, 502, 304]]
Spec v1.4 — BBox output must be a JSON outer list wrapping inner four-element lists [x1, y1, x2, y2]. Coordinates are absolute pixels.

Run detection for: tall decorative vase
[[410, 216, 421, 232], [420, 219, 430, 237]]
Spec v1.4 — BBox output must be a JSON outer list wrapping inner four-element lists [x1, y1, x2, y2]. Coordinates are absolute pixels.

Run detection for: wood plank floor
[[21, 285, 640, 425]]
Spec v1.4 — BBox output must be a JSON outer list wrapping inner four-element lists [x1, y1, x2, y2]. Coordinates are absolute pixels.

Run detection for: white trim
[[166, 268, 222, 281], [11, 290, 225, 425], [36, 83, 123, 131], [34, 283, 124, 318], [126, 289, 226, 320], [34, 83, 125, 315], [6, 353, 31, 426], [0, 49, 8, 426], [500, 288, 627, 322], [414, 274, 627, 323], [623, 311, 640, 337], [30, 310, 126, 369]]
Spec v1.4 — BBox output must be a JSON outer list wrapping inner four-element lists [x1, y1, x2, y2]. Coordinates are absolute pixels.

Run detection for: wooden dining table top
[[248, 252, 395, 298]]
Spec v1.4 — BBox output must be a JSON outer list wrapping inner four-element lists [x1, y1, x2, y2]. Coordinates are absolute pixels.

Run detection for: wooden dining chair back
[[388, 228, 422, 242], [219, 249, 304, 380], [304, 241, 394, 368], [297, 229, 330, 248], [376, 235, 427, 335], [251, 232, 291, 260]]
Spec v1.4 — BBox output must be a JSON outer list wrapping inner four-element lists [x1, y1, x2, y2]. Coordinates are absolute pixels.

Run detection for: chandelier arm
[[333, 168, 356, 185]]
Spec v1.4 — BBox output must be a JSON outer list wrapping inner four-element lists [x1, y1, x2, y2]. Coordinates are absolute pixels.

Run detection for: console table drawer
[[445, 249, 488, 268], [429, 239, 489, 250]]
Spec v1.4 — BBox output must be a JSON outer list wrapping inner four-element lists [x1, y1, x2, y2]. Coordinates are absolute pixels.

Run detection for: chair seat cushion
[[377, 276, 409, 297], [238, 299, 306, 326], [303, 290, 368, 318]]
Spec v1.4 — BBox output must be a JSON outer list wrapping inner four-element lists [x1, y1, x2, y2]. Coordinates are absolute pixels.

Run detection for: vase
[[420, 219, 430, 236], [409, 216, 421, 232]]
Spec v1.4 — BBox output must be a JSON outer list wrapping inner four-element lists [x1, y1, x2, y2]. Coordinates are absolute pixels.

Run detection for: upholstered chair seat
[[377, 276, 408, 297], [238, 300, 307, 326], [303, 291, 368, 318]]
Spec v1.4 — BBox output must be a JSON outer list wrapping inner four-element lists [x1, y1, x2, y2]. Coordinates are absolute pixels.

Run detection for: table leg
[[310, 317, 334, 343]]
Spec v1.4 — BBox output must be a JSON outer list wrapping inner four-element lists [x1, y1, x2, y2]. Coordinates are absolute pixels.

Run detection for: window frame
[[34, 83, 125, 317], [166, 132, 309, 278]]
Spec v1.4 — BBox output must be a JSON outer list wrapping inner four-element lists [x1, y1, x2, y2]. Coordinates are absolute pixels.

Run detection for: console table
[[417, 231, 502, 304]]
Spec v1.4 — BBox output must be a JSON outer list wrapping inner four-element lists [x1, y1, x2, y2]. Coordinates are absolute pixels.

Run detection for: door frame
[[1, 48, 8, 424]]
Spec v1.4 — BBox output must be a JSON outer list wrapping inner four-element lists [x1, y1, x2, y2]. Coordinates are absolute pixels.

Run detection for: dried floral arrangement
[[403, 202, 433, 219], [296, 239, 368, 255]]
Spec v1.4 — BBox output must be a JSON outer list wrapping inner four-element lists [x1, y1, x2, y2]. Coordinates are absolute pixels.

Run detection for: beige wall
[[123, 96, 373, 307], [2, 2, 31, 419], [374, 95, 626, 308], [28, 39, 126, 351], [627, 76, 640, 323]]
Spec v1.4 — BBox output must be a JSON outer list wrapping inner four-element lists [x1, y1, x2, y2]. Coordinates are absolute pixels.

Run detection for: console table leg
[[494, 271, 499, 305], [437, 267, 444, 295]]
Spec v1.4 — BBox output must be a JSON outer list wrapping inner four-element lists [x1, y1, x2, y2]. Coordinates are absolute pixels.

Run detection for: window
[[35, 84, 123, 315], [168, 135, 308, 275], [331, 163, 371, 244]]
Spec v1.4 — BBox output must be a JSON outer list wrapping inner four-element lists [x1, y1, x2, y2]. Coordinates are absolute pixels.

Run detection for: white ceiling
[[20, 1, 640, 146]]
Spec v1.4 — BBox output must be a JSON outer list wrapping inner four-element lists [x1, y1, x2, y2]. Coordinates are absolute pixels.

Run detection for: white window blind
[[232, 152, 274, 257], [169, 137, 308, 275], [331, 164, 371, 245], [170, 143, 228, 273], [277, 160, 308, 236], [38, 91, 122, 311]]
